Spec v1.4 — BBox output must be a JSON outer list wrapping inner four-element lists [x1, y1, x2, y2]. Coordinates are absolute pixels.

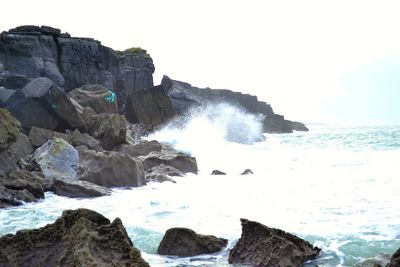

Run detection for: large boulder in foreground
[[158, 227, 227, 257], [32, 137, 79, 182], [0, 170, 44, 208], [78, 149, 145, 188], [5, 77, 85, 131], [228, 219, 320, 267], [0, 208, 149, 266], [125, 85, 176, 129], [387, 248, 400, 267]]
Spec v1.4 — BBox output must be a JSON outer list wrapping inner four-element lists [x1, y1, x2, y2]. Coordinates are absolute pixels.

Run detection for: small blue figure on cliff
[[105, 90, 116, 103]]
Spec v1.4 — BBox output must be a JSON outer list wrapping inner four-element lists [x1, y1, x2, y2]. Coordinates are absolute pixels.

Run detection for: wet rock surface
[[0, 208, 150, 266], [228, 218, 321, 267], [387, 248, 400, 267], [158, 227, 228, 257]]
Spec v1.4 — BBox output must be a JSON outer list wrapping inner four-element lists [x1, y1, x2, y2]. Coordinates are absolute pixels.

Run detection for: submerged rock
[[145, 164, 184, 183], [355, 253, 391, 267], [0, 170, 44, 208], [0, 208, 150, 266], [228, 218, 320, 267], [211, 170, 226, 175], [78, 149, 145, 188], [158, 227, 228, 257], [241, 169, 254, 175]]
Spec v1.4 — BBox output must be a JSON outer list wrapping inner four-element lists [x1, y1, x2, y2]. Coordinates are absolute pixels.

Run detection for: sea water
[[0, 104, 399, 266]]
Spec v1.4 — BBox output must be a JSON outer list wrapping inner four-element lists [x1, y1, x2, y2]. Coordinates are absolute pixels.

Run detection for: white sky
[[2, 0, 400, 125]]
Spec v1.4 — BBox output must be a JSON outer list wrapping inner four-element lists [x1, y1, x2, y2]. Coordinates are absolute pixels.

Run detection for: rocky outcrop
[[116, 140, 162, 157], [140, 147, 198, 175], [67, 84, 118, 114], [0, 108, 33, 175], [83, 108, 127, 150], [355, 253, 391, 267], [211, 170, 226, 175], [241, 169, 254, 175], [161, 76, 308, 133], [4, 77, 85, 131], [145, 164, 184, 183], [228, 218, 320, 267], [0, 26, 154, 110], [78, 149, 146, 188], [0, 208, 150, 266], [0, 170, 45, 208], [158, 227, 228, 257], [125, 85, 176, 129], [52, 179, 111, 198], [387, 248, 400, 267]]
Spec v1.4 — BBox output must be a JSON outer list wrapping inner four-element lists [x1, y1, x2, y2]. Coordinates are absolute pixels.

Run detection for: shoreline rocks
[[0, 208, 150, 267], [228, 218, 321, 266], [158, 227, 228, 257]]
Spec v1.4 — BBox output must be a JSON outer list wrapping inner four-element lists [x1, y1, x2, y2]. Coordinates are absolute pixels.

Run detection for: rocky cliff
[[0, 25, 154, 110], [161, 76, 308, 133]]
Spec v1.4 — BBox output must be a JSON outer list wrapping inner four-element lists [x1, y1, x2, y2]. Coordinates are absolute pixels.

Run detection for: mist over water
[[1, 114, 400, 266]]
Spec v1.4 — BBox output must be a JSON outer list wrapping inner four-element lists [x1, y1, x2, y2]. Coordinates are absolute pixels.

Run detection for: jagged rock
[[0, 109, 33, 175], [0, 208, 150, 266], [387, 248, 400, 267], [84, 108, 126, 150], [125, 85, 176, 129], [5, 77, 85, 131], [228, 219, 321, 267], [241, 169, 254, 175], [211, 170, 226, 175], [125, 122, 149, 144], [78, 149, 145, 188], [67, 129, 102, 151], [140, 149, 198, 175], [33, 137, 79, 182], [52, 179, 111, 198], [158, 227, 228, 257], [0, 170, 45, 208], [67, 84, 118, 114], [355, 253, 391, 267], [116, 140, 162, 157], [162, 76, 308, 133], [145, 164, 184, 183]]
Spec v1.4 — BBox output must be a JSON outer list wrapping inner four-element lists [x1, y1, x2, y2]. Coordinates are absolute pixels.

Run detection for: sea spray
[[147, 102, 264, 150]]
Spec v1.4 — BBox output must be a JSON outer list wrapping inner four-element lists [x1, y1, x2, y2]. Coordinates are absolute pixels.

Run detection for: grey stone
[[52, 179, 111, 198]]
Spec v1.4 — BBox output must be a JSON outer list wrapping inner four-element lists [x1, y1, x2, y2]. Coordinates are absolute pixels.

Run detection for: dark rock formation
[[241, 169, 254, 175], [52, 179, 111, 198], [158, 227, 227, 257], [29, 127, 102, 151], [387, 248, 400, 267], [5, 77, 85, 131], [228, 218, 320, 267], [83, 108, 127, 150], [145, 164, 184, 183], [125, 85, 176, 129], [0, 26, 154, 110], [116, 140, 162, 157], [211, 170, 226, 175], [0, 208, 150, 266], [78, 149, 146, 188], [140, 149, 198, 175], [67, 84, 118, 114], [0, 170, 44, 208], [161, 76, 308, 134], [0, 108, 33, 175]]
